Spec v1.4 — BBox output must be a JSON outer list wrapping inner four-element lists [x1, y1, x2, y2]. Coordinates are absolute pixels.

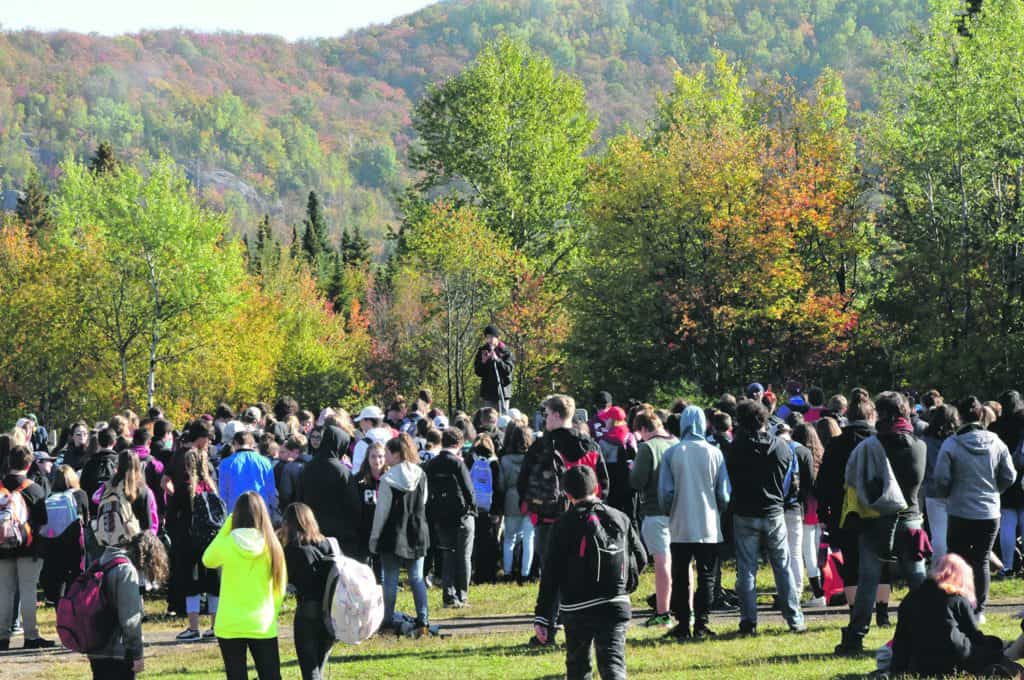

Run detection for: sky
[[1, 0, 439, 41]]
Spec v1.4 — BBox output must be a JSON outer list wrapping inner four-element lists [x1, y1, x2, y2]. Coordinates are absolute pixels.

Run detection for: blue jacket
[[218, 449, 278, 516]]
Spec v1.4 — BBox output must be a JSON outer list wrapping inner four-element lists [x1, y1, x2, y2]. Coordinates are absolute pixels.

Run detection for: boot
[[875, 602, 891, 628], [834, 627, 864, 656]]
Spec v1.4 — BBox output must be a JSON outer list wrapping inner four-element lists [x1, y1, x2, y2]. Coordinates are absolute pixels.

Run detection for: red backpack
[[56, 556, 131, 652]]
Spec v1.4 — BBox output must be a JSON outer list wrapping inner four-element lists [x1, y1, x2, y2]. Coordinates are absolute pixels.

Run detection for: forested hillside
[[0, 0, 927, 244]]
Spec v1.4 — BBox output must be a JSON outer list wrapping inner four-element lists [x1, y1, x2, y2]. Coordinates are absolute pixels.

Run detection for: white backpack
[[41, 490, 80, 538], [92, 482, 141, 548], [322, 537, 384, 644]]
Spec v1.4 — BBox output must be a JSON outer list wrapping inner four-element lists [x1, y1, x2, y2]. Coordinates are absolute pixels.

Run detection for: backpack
[[91, 482, 141, 548], [322, 537, 384, 644], [190, 490, 227, 554], [573, 503, 637, 598], [525, 449, 565, 518], [470, 457, 494, 512], [56, 556, 131, 652], [0, 480, 32, 551], [41, 490, 80, 539], [426, 463, 467, 523]]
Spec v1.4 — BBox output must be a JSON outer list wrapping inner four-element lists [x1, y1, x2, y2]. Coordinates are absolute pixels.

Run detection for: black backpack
[[525, 448, 566, 518], [190, 490, 227, 553], [426, 466, 466, 524], [573, 503, 638, 598]]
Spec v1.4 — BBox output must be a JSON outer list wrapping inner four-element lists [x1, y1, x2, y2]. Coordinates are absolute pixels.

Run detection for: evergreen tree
[[290, 224, 301, 260], [326, 250, 348, 311], [301, 190, 329, 263], [88, 141, 118, 175], [254, 214, 272, 276], [343, 225, 370, 266], [16, 170, 51, 237]]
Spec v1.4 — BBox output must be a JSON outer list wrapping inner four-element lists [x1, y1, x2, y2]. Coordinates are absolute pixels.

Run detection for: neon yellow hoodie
[[202, 514, 285, 639]]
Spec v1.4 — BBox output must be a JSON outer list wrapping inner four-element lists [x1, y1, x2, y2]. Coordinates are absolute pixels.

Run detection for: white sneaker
[[202, 628, 216, 638], [805, 596, 827, 608], [977, 613, 987, 625]]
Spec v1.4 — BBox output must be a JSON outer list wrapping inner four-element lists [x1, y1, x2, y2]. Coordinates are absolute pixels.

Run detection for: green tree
[[342, 226, 370, 267], [50, 156, 245, 408], [88, 141, 119, 174], [409, 37, 596, 261], [16, 169, 51, 237], [301, 190, 329, 263], [867, 0, 1024, 391]]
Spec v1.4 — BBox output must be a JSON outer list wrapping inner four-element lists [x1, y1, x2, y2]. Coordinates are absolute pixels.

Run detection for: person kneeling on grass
[[203, 491, 287, 680], [87, 532, 169, 680], [533, 465, 647, 680]]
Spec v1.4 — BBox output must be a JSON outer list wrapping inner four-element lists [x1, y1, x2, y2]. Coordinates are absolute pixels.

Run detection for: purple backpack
[[57, 556, 131, 653]]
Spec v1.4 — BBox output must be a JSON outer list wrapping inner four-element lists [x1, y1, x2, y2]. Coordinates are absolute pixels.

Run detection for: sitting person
[[891, 553, 1016, 677]]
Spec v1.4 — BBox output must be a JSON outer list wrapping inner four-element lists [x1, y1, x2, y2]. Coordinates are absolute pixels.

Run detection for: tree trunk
[[120, 345, 130, 408]]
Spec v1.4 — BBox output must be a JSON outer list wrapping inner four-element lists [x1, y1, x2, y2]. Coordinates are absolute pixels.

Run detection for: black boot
[[875, 602, 891, 628], [809, 576, 824, 598], [834, 627, 863, 656]]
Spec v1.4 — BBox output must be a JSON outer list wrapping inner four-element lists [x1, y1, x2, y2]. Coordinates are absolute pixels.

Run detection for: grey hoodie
[[933, 426, 1016, 520], [88, 546, 143, 662], [369, 461, 428, 558]]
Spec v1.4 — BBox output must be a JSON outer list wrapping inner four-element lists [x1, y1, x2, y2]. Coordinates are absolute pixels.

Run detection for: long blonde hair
[[184, 446, 217, 502], [110, 450, 144, 502], [232, 492, 286, 596]]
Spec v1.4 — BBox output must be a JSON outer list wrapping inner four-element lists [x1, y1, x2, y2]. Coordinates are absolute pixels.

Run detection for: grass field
[[10, 569, 1024, 679]]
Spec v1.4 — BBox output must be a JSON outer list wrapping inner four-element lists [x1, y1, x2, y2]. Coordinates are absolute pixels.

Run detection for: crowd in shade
[[5, 378, 1024, 679]]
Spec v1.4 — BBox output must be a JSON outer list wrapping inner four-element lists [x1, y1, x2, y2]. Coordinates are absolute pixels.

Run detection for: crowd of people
[[5, 376, 1024, 679]]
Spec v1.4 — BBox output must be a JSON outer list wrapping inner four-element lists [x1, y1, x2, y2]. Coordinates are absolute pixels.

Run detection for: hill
[[0, 0, 928, 244]]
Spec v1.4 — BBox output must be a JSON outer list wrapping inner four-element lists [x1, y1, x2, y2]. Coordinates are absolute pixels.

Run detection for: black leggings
[[217, 637, 281, 680], [295, 606, 334, 680], [90, 658, 135, 680], [948, 516, 1000, 612]]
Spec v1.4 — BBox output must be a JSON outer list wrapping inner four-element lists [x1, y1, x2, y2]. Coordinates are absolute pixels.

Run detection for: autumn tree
[[395, 201, 515, 412], [50, 156, 245, 408]]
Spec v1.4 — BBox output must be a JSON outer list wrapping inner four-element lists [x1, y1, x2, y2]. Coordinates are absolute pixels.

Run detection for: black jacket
[[0, 472, 47, 558], [422, 449, 476, 524], [725, 428, 796, 518], [784, 442, 815, 511], [298, 426, 361, 548], [473, 342, 513, 402], [992, 410, 1024, 509], [284, 538, 333, 606], [59, 445, 89, 472], [891, 579, 999, 676], [534, 499, 646, 627], [516, 428, 610, 518], [80, 448, 119, 506], [814, 420, 875, 531]]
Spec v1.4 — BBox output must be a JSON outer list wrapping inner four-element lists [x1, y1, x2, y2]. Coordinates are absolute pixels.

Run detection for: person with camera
[[474, 325, 514, 415]]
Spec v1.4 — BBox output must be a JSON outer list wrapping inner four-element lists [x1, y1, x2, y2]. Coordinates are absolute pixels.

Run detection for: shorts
[[641, 515, 671, 556]]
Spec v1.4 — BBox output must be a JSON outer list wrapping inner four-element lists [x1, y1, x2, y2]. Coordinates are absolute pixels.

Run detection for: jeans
[[563, 612, 628, 680], [999, 507, 1024, 572], [670, 543, 718, 629], [217, 637, 281, 680], [90, 658, 135, 680], [0, 556, 43, 640], [503, 514, 535, 576], [803, 523, 822, 580], [926, 497, 949, 561], [295, 603, 333, 680], [435, 515, 474, 604], [381, 552, 429, 627], [948, 515, 1000, 613], [849, 517, 927, 642], [785, 508, 805, 597], [733, 514, 803, 628]]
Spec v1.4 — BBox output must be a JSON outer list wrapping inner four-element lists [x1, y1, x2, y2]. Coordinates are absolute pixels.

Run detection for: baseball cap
[[746, 382, 765, 398]]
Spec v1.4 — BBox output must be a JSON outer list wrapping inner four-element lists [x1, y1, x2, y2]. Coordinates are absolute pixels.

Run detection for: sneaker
[[9, 622, 22, 636], [805, 596, 826, 608], [664, 624, 691, 641], [738, 620, 758, 637], [23, 637, 56, 649], [176, 628, 201, 641], [834, 628, 863, 656], [711, 596, 739, 613], [693, 626, 717, 641], [977, 612, 987, 625], [645, 613, 673, 628], [202, 628, 216, 638], [875, 603, 891, 628], [789, 623, 808, 634]]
